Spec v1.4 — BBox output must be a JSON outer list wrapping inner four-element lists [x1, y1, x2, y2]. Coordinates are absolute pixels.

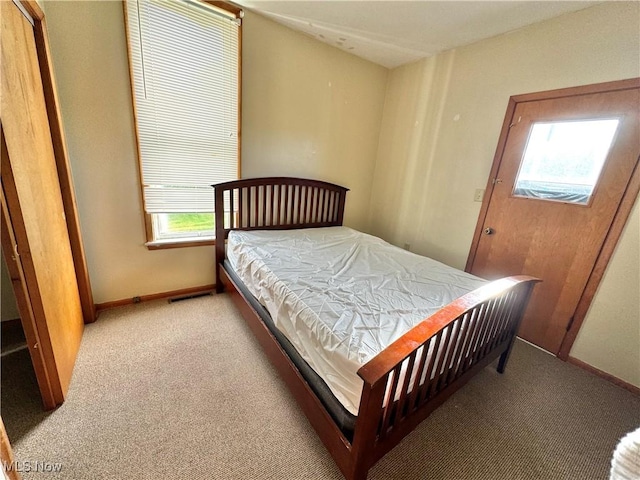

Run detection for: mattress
[[227, 227, 486, 415]]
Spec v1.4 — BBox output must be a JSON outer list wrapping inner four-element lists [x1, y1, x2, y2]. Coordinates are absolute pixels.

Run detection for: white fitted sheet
[[227, 227, 486, 415]]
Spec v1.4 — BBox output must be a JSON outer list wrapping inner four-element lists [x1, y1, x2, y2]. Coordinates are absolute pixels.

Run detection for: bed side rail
[[352, 275, 539, 460]]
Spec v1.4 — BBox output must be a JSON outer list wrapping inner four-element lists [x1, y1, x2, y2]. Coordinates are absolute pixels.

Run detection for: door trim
[[466, 78, 640, 360], [19, 0, 96, 323]]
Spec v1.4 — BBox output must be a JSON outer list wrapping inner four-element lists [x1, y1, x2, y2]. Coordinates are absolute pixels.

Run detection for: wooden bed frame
[[214, 177, 539, 480]]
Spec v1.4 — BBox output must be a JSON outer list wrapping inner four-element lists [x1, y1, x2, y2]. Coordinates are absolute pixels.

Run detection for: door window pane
[[513, 119, 619, 204]]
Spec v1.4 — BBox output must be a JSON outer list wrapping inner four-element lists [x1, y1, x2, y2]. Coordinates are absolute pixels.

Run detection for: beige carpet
[[2, 294, 639, 479]]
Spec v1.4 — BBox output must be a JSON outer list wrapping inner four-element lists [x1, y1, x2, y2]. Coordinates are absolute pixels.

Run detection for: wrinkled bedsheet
[[227, 227, 486, 414]]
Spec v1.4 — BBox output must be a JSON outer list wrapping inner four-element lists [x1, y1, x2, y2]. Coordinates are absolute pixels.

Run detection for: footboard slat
[[396, 351, 417, 421], [444, 311, 472, 386], [380, 365, 402, 435], [482, 293, 512, 359], [405, 345, 427, 412], [454, 307, 484, 380], [427, 322, 455, 399], [472, 297, 500, 364], [440, 316, 471, 390], [476, 296, 503, 360], [415, 332, 442, 407], [379, 350, 419, 439], [491, 292, 517, 351]]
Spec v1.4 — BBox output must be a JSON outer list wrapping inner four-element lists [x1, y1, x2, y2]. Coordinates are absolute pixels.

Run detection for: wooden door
[[1, 0, 84, 406], [467, 81, 640, 355]]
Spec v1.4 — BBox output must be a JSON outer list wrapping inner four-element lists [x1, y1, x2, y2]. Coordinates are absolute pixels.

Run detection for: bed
[[214, 177, 539, 480]]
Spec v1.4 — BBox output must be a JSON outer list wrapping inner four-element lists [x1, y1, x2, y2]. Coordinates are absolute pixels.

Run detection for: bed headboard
[[213, 177, 349, 268]]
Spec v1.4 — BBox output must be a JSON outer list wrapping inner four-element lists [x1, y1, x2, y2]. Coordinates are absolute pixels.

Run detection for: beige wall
[[44, 2, 387, 303], [370, 2, 640, 386], [571, 199, 640, 386], [241, 12, 387, 230]]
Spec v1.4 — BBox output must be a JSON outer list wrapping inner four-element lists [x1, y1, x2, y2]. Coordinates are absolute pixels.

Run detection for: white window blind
[[125, 0, 239, 214]]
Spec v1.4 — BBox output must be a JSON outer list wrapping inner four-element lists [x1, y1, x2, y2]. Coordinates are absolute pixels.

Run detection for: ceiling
[[235, 1, 600, 68]]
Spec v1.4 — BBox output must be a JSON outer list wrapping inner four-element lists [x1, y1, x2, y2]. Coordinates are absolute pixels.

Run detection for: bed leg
[[497, 344, 513, 374], [215, 265, 225, 294], [348, 463, 370, 480]]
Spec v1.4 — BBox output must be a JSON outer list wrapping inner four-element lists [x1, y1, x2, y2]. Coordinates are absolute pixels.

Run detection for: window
[[124, 0, 240, 247], [513, 119, 619, 205]]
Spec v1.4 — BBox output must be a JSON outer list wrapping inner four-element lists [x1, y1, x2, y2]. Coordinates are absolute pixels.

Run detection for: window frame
[[123, 0, 242, 249]]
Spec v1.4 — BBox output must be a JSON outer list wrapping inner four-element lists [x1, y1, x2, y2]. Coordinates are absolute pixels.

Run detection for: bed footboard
[[350, 276, 539, 475]]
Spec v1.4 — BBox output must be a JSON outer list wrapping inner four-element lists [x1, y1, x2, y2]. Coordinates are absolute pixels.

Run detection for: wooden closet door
[[1, 1, 84, 405]]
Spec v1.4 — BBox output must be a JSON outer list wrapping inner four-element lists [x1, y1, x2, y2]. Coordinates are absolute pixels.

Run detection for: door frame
[[17, 0, 96, 323], [466, 78, 640, 360]]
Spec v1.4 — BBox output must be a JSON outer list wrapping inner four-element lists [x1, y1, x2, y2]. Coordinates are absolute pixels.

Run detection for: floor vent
[[168, 292, 213, 303]]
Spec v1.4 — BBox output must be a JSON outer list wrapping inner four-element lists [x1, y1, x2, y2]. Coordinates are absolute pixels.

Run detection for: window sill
[[145, 237, 215, 250]]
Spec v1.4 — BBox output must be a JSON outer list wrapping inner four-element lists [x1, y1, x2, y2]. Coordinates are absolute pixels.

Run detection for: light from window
[[513, 119, 619, 205], [124, 0, 240, 243], [152, 213, 215, 241]]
